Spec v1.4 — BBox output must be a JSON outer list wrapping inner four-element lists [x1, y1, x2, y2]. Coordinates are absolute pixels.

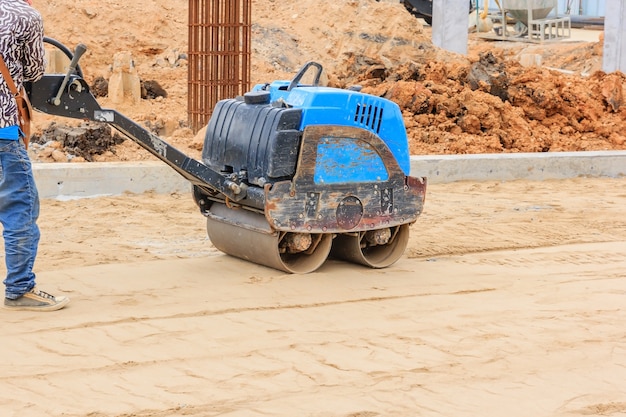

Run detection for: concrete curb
[[411, 150, 626, 184], [33, 161, 191, 199], [33, 150, 626, 199]]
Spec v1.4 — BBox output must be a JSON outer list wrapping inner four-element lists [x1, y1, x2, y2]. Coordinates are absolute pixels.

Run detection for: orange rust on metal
[[406, 175, 427, 199], [188, 0, 251, 133]]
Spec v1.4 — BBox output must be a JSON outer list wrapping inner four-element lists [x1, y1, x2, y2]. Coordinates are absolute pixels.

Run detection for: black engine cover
[[202, 93, 303, 187]]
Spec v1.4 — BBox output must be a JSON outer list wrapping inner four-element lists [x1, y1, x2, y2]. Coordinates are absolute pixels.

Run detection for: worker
[[0, 0, 70, 310]]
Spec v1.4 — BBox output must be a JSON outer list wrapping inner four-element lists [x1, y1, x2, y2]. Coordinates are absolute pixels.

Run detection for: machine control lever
[[51, 43, 87, 106]]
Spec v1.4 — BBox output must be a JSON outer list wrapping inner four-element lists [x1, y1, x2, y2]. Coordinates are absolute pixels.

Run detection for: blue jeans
[[0, 139, 40, 299]]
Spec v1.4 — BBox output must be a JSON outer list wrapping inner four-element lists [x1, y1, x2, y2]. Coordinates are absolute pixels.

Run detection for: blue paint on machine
[[252, 79, 411, 177], [314, 138, 389, 184]]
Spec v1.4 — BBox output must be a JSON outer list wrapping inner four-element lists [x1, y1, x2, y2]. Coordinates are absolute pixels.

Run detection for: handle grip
[[52, 43, 87, 106]]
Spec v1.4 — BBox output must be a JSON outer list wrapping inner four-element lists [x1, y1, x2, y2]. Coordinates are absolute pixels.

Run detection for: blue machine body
[[202, 79, 412, 191], [252, 81, 411, 179]]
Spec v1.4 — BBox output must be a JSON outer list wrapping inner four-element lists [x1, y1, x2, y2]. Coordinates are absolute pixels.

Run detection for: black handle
[[287, 62, 323, 91]]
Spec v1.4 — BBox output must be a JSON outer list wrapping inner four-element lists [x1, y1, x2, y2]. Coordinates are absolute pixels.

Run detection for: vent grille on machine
[[353, 102, 383, 134]]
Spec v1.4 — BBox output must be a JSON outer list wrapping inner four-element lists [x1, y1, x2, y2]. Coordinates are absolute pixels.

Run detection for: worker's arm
[[19, 4, 46, 83]]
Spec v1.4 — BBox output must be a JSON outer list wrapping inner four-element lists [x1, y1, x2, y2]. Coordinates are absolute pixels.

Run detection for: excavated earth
[[29, 0, 625, 162]]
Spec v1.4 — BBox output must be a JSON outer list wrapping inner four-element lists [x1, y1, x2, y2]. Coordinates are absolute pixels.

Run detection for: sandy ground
[[1, 177, 626, 417]]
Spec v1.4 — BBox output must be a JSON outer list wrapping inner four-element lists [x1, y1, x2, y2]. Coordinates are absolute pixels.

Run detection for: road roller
[[27, 41, 427, 273]]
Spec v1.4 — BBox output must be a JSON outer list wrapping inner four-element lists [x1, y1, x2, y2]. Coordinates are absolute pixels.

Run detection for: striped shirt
[[0, 0, 45, 129]]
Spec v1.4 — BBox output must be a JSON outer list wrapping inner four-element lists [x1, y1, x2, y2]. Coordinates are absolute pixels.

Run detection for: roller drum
[[330, 224, 410, 269], [205, 203, 332, 274]]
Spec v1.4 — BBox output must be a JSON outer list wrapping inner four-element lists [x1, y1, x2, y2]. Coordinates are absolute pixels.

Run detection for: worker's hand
[[24, 0, 33, 5]]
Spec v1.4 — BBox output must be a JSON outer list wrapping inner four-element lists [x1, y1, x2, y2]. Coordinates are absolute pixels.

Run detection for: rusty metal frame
[[188, 0, 251, 133], [264, 125, 427, 234]]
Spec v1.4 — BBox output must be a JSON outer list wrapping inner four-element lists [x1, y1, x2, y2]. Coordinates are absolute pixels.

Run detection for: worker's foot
[[4, 288, 70, 311]]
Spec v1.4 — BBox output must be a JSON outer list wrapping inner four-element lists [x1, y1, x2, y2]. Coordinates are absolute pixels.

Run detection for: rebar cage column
[[188, 0, 251, 133]]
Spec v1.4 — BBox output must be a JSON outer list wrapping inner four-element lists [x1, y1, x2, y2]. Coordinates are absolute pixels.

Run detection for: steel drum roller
[[206, 203, 333, 274]]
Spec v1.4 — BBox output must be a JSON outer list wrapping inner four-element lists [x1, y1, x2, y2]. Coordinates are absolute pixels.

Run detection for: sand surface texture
[[2, 178, 625, 416]]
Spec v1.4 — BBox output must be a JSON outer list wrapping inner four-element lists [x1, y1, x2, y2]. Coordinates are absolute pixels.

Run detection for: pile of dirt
[[362, 50, 625, 154], [28, 0, 624, 163], [30, 122, 125, 162]]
